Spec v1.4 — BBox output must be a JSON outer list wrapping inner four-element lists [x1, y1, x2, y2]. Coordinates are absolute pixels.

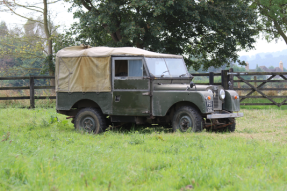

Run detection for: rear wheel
[[74, 108, 106, 134], [172, 106, 203, 132]]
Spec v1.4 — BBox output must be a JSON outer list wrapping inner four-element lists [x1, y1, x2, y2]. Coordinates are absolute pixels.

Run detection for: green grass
[[241, 104, 287, 110], [240, 98, 287, 110], [0, 108, 287, 190]]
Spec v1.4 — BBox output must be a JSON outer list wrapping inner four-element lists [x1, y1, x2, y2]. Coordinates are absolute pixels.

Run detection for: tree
[[250, 0, 287, 44], [69, 0, 257, 70], [268, 65, 275, 70], [0, 21, 8, 37], [0, 0, 60, 84], [0, 20, 47, 77]]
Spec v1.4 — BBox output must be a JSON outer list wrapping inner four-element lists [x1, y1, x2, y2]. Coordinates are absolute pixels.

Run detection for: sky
[[238, 37, 286, 57], [0, 1, 75, 32], [0, 0, 286, 58]]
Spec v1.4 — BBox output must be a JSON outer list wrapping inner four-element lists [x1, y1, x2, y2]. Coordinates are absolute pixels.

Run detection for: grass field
[[240, 98, 287, 110], [0, 107, 287, 190]]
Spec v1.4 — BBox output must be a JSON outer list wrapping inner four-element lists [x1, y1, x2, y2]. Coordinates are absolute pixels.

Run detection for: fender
[[56, 92, 112, 115], [223, 90, 240, 112], [152, 91, 212, 116]]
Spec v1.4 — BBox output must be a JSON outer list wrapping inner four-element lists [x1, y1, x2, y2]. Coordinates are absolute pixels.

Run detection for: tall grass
[[0, 108, 287, 190]]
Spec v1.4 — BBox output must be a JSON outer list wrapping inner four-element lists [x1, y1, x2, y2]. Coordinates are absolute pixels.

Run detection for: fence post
[[30, 76, 35, 108], [209, 72, 214, 85], [229, 68, 234, 90], [221, 70, 229, 89]]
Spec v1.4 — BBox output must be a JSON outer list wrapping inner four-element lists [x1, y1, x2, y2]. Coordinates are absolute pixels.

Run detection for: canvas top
[[56, 45, 183, 58]]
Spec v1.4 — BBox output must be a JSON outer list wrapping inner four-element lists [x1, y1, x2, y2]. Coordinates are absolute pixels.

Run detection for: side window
[[115, 60, 128, 77], [129, 60, 142, 77], [115, 59, 147, 77]]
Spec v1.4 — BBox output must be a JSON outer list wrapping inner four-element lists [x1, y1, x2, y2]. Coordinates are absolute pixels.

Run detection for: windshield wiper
[[179, 73, 186, 77], [161, 71, 168, 77]]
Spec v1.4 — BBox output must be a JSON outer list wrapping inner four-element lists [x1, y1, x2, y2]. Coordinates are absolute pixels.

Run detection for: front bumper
[[207, 113, 243, 119]]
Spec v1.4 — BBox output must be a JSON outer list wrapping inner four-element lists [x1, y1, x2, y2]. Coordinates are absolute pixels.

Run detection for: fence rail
[[1, 70, 287, 108], [0, 76, 55, 108]]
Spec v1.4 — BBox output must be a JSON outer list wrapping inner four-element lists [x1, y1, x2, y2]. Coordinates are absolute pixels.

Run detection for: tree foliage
[[0, 0, 61, 80], [250, 0, 287, 45], [69, 0, 257, 70], [0, 21, 8, 37], [0, 20, 47, 77]]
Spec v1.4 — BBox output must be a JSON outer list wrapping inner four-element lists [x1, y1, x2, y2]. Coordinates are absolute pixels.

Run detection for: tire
[[74, 108, 106, 134], [225, 118, 236, 132], [172, 106, 204, 132]]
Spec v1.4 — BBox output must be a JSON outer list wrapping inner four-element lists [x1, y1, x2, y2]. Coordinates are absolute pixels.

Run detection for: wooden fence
[[1, 70, 287, 108], [0, 76, 55, 108]]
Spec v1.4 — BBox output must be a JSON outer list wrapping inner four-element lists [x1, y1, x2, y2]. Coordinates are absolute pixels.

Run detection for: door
[[112, 57, 150, 116]]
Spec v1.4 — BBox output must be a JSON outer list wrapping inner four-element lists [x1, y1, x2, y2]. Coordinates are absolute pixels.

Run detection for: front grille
[[214, 89, 219, 108]]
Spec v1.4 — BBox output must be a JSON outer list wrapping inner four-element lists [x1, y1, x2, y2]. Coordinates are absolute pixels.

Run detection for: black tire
[[225, 118, 236, 132], [172, 106, 204, 132], [74, 108, 106, 134]]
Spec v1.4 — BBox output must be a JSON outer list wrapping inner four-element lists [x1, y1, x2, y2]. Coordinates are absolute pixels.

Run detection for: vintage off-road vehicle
[[56, 46, 243, 133]]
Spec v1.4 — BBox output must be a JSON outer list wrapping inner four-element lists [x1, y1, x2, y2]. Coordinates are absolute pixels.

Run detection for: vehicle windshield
[[145, 58, 188, 77]]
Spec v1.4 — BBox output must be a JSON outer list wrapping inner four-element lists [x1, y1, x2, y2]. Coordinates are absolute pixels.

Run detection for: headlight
[[207, 89, 213, 94], [219, 89, 225, 100]]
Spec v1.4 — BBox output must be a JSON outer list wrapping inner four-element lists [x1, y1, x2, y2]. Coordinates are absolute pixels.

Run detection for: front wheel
[[74, 108, 106, 134], [172, 106, 204, 132], [222, 118, 236, 132]]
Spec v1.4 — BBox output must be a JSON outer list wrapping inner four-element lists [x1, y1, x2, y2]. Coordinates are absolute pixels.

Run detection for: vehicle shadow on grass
[[104, 123, 237, 135], [56, 122, 172, 135], [62, 122, 229, 135], [104, 124, 228, 134], [106, 124, 174, 134], [57, 122, 232, 136]]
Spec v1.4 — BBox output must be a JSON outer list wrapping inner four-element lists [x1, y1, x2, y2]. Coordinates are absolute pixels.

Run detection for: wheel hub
[[179, 116, 192, 131], [81, 116, 96, 132], [84, 119, 93, 130]]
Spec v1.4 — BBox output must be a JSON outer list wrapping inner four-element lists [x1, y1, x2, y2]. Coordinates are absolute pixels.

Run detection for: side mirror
[[190, 81, 195, 88]]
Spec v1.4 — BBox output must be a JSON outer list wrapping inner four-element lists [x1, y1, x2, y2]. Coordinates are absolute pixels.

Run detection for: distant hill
[[239, 49, 287, 69]]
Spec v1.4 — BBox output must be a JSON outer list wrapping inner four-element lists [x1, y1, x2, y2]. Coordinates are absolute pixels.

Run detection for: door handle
[[115, 95, 120, 102], [142, 92, 150, 96]]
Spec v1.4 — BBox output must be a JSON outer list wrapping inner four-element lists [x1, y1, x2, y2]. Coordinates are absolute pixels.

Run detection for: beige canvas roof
[[55, 46, 183, 93], [56, 56, 111, 92], [56, 46, 183, 58]]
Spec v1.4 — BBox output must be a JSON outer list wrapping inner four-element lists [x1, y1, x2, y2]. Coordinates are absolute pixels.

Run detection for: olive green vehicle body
[[56, 84, 214, 116], [56, 56, 241, 124]]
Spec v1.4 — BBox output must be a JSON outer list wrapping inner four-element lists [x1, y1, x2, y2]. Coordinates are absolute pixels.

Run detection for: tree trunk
[[273, 19, 287, 45], [43, 0, 55, 93]]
